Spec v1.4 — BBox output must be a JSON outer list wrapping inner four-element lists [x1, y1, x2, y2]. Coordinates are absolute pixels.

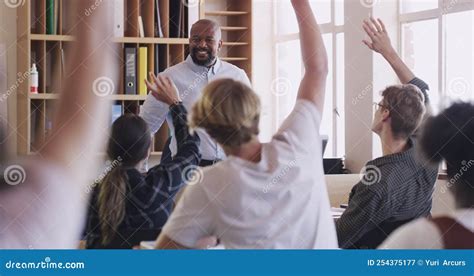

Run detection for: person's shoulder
[[163, 60, 188, 73], [220, 60, 247, 74]]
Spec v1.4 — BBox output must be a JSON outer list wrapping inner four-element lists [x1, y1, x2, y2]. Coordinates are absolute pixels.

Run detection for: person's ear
[[381, 109, 390, 122], [217, 40, 223, 52]]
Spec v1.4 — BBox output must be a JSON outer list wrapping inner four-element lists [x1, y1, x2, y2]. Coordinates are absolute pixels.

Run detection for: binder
[[154, 45, 160, 75], [169, 0, 182, 38], [138, 47, 148, 96], [46, 0, 54, 34], [124, 47, 137, 95], [154, 45, 166, 75], [113, 0, 125, 37], [180, 1, 185, 38]]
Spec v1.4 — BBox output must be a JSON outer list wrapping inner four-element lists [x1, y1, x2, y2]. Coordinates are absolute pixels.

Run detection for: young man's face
[[371, 100, 389, 135], [189, 23, 222, 67]]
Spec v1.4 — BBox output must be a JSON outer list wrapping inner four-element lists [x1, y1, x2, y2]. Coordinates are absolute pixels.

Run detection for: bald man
[[140, 19, 251, 167]]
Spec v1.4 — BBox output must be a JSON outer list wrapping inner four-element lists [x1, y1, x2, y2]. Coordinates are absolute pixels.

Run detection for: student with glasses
[[336, 17, 438, 249]]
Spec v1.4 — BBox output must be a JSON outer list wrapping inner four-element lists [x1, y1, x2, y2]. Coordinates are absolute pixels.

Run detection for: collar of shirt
[[185, 55, 222, 75], [368, 138, 416, 167]]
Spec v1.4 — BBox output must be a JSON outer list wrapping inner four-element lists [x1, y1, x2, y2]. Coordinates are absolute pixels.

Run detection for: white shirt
[[161, 100, 338, 249], [0, 161, 85, 248], [140, 55, 251, 160], [379, 209, 474, 249]]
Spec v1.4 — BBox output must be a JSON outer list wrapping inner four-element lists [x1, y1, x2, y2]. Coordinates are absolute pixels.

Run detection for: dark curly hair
[[419, 102, 474, 208]]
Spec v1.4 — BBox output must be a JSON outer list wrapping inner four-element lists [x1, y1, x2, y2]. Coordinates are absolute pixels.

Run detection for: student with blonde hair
[[155, 0, 337, 249]]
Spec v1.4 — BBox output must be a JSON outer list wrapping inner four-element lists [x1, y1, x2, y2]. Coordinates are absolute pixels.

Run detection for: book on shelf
[[169, 0, 182, 38], [154, 45, 167, 75], [61, 48, 66, 75], [124, 47, 137, 95], [113, 0, 125, 37], [138, 46, 148, 96], [155, 0, 164, 37], [187, 1, 199, 38], [55, 0, 59, 34], [138, 16, 145, 38], [46, 0, 54, 34]]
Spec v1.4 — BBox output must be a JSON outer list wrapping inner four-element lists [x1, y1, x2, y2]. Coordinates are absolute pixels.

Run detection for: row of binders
[[124, 45, 169, 95], [41, 0, 199, 38], [124, 46, 147, 96], [113, 0, 199, 38]]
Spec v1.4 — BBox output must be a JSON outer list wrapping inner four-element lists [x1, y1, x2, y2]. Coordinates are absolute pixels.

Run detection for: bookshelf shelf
[[29, 93, 59, 100], [221, 26, 249, 31], [29, 94, 148, 101], [223, 42, 249, 46], [17, 0, 252, 156], [205, 11, 249, 16], [111, 37, 189, 45], [30, 34, 75, 42], [221, 57, 249, 61]]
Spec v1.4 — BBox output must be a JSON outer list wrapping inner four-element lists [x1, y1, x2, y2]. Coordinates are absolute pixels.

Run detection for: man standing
[[140, 19, 251, 166]]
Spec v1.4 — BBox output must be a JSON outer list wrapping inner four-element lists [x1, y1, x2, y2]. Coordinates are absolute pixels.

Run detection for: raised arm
[[362, 17, 415, 83], [145, 74, 201, 189], [292, 0, 328, 113], [362, 17, 431, 110], [40, 1, 117, 187]]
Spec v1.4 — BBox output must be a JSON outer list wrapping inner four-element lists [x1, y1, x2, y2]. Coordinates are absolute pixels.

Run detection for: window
[[274, 0, 345, 158], [400, 0, 474, 112], [445, 10, 474, 102]]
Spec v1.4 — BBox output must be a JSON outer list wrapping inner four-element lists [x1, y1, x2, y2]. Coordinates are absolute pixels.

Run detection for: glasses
[[373, 102, 388, 111]]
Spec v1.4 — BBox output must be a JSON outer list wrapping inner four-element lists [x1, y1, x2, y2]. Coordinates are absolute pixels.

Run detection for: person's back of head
[[373, 84, 426, 139], [420, 102, 474, 209], [98, 114, 151, 245], [190, 78, 260, 149]]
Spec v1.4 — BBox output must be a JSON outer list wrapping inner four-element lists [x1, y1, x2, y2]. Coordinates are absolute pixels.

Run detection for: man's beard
[[190, 47, 216, 67]]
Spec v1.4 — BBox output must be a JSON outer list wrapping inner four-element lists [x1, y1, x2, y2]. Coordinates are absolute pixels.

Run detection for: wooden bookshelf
[[201, 0, 252, 81], [16, 0, 252, 156]]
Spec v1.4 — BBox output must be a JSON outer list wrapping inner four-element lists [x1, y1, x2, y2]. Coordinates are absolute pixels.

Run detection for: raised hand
[[362, 17, 396, 57], [145, 73, 182, 106]]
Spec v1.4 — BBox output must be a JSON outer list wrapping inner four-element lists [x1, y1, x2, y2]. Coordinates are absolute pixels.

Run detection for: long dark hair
[[98, 114, 151, 245], [419, 102, 474, 209]]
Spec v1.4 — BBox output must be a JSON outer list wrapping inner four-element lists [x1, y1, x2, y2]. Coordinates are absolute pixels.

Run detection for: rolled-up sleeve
[[408, 77, 430, 104]]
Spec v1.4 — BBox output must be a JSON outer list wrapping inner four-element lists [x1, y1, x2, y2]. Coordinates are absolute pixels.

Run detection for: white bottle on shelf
[[30, 63, 39, 93]]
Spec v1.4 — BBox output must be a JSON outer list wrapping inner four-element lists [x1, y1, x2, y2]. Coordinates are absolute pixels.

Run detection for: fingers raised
[[362, 40, 374, 50], [377, 18, 386, 33], [362, 22, 376, 40], [370, 17, 382, 33]]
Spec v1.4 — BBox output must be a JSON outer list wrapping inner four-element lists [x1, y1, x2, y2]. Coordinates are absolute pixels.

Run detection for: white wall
[[343, 1, 375, 172], [344, 0, 399, 172]]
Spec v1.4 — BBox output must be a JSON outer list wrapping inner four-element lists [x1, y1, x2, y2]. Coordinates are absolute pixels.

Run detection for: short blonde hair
[[190, 78, 260, 148]]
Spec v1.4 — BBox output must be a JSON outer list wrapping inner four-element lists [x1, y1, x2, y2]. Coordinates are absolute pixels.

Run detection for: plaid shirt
[[84, 104, 201, 248], [336, 77, 438, 248]]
